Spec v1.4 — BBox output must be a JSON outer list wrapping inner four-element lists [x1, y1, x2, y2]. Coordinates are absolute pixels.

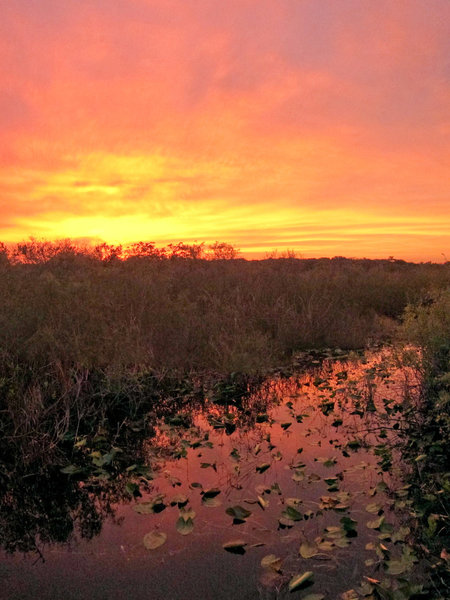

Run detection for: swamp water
[[0, 350, 423, 600]]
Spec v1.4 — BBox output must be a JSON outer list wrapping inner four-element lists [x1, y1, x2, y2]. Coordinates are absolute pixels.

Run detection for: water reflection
[[0, 351, 421, 600]]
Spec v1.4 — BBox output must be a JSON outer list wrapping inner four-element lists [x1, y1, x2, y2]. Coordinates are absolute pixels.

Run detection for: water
[[0, 350, 420, 599]]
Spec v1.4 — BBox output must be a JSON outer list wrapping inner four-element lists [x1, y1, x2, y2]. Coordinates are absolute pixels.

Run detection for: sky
[[1, 0, 449, 261]]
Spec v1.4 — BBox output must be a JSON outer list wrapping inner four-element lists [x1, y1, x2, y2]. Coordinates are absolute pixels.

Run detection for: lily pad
[[261, 554, 282, 572], [176, 517, 194, 535], [226, 505, 252, 521], [223, 539, 247, 554], [288, 571, 314, 592], [143, 531, 167, 550], [299, 541, 319, 559]]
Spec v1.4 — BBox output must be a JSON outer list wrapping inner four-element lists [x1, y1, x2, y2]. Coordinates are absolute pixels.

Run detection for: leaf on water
[[281, 505, 302, 522], [340, 516, 358, 536], [367, 516, 385, 530], [278, 518, 294, 528], [179, 507, 196, 520], [230, 448, 241, 462], [60, 464, 83, 475], [143, 531, 167, 550], [271, 482, 282, 495], [134, 494, 166, 514], [288, 571, 314, 592], [256, 463, 271, 474], [258, 495, 269, 510], [292, 470, 305, 482], [202, 496, 222, 507], [317, 540, 334, 552], [318, 457, 337, 467], [200, 462, 217, 471], [170, 494, 188, 506], [346, 440, 362, 450], [261, 554, 282, 572], [176, 517, 194, 535], [190, 482, 203, 489], [299, 541, 319, 559], [133, 501, 155, 514], [226, 505, 252, 521], [365, 503, 383, 514], [202, 488, 221, 498], [223, 539, 247, 554]]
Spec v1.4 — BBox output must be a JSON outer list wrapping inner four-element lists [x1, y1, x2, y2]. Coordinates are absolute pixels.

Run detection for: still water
[[0, 350, 419, 599]]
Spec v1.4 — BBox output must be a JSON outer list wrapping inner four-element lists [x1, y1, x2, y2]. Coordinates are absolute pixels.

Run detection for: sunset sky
[[1, 0, 449, 260]]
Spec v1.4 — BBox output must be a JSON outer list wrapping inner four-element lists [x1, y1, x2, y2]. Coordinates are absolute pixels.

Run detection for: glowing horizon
[[1, 1, 449, 262]]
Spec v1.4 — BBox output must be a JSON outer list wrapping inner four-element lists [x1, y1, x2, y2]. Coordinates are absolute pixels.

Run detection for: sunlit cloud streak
[[1, 0, 449, 260]]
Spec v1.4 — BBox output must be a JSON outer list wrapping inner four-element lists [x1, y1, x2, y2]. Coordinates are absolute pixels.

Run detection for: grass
[[0, 239, 449, 466]]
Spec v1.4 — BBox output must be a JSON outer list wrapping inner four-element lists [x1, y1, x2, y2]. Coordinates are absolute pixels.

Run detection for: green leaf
[[281, 505, 302, 522], [288, 571, 314, 592], [60, 464, 83, 475], [143, 531, 167, 550], [226, 505, 252, 521]]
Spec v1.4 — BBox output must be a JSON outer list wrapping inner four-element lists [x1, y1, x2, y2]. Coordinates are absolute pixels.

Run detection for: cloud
[[0, 0, 449, 261]]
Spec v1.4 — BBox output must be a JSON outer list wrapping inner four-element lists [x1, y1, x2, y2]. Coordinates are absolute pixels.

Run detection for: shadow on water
[[0, 350, 427, 600]]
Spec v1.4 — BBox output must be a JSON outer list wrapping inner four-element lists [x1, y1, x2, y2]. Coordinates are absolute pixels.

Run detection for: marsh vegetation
[[0, 241, 448, 599]]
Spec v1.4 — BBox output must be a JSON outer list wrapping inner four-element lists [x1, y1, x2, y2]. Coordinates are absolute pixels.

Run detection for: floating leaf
[[134, 494, 166, 514], [365, 503, 382, 514], [261, 554, 282, 572], [170, 494, 188, 506], [202, 488, 221, 498], [366, 516, 390, 531], [278, 518, 294, 528], [299, 541, 319, 559], [202, 496, 222, 507], [179, 507, 196, 520], [281, 505, 302, 522], [223, 539, 247, 554], [200, 462, 217, 471], [288, 571, 314, 592], [60, 464, 83, 475], [226, 505, 252, 521], [143, 531, 167, 550], [292, 470, 305, 482], [176, 517, 194, 535], [256, 463, 271, 474], [258, 495, 269, 510]]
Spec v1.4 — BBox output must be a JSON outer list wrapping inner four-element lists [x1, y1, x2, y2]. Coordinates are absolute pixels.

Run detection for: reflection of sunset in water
[[0, 349, 420, 599]]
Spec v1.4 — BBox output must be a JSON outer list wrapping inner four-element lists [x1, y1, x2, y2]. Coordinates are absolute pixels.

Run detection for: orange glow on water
[[1, 1, 449, 261]]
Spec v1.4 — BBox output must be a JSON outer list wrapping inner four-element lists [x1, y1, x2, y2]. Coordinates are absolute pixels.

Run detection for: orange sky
[[1, 0, 449, 261]]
